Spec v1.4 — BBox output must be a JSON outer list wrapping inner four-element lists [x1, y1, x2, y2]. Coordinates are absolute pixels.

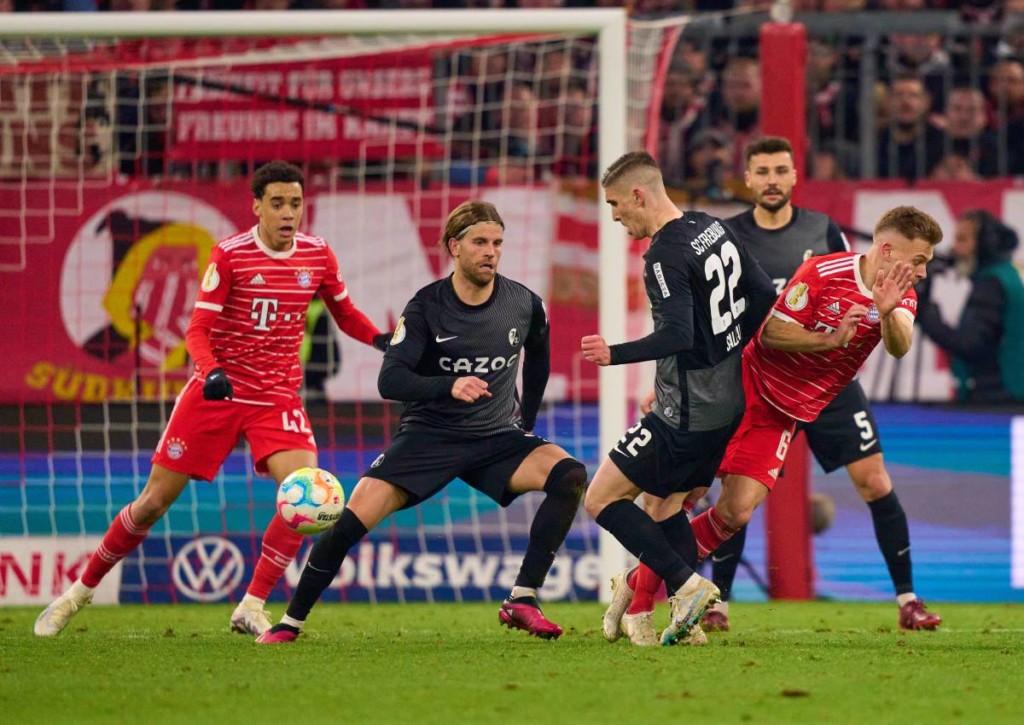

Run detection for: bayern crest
[[296, 269, 312, 288], [166, 437, 187, 460], [866, 305, 880, 324]]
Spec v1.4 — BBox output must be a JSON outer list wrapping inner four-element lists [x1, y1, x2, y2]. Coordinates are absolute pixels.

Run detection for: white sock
[[241, 593, 265, 608], [70, 580, 94, 598], [510, 586, 537, 600], [281, 614, 305, 630], [897, 592, 917, 607], [675, 572, 702, 595]]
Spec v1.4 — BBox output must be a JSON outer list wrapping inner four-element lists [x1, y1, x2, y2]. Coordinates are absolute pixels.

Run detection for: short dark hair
[[874, 206, 943, 245], [601, 150, 661, 188], [251, 161, 305, 200], [745, 136, 794, 165], [440, 200, 505, 258]]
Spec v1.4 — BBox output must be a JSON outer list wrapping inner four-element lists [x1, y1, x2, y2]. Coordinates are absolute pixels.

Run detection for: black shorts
[[363, 426, 552, 508], [799, 380, 883, 473], [608, 412, 741, 498]]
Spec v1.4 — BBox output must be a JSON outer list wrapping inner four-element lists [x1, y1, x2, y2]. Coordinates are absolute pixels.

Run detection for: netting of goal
[[0, 9, 703, 606]]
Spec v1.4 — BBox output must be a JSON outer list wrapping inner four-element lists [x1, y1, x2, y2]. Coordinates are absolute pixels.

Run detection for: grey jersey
[[383, 274, 547, 435], [726, 207, 849, 295]]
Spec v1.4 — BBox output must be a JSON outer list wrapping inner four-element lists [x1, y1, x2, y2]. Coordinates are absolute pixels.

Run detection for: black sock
[[867, 490, 913, 595], [595, 499, 693, 594], [710, 523, 747, 602], [514, 460, 586, 590], [285, 508, 368, 622], [658, 509, 698, 568]]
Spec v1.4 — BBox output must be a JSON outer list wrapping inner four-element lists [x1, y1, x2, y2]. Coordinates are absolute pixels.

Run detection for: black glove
[[372, 332, 392, 352], [203, 367, 233, 401]]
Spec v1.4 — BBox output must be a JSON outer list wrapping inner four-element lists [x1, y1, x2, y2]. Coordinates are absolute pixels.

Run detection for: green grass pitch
[[2, 601, 1022, 724]]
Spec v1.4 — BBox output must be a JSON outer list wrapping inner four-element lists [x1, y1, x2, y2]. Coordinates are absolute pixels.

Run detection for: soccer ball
[[276, 467, 346, 535]]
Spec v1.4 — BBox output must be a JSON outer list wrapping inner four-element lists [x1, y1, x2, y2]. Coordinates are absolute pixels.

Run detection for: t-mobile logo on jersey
[[250, 297, 279, 331]]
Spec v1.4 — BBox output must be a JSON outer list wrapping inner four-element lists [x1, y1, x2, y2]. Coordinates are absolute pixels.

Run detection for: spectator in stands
[[929, 153, 982, 181], [876, 74, 945, 180], [940, 86, 1000, 176], [710, 56, 760, 178], [683, 127, 735, 201], [553, 79, 596, 179], [658, 62, 709, 189], [917, 209, 1024, 403], [986, 57, 1024, 125], [884, 33, 951, 113], [808, 38, 860, 145]]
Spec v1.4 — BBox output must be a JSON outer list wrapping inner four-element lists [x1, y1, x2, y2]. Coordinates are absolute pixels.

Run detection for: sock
[[280, 614, 305, 630], [594, 500, 692, 594], [690, 506, 739, 560], [285, 508, 368, 622], [710, 523, 747, 602], [868, 491, 913, 595], [627, 509, 695, 615], [627, 564, 662, 615], [510, 586, 537, 600], [512, 459, 586, 590], [247, 513, 305, 601], [897, 592, 918, 607], [80, 504, 152, 588]]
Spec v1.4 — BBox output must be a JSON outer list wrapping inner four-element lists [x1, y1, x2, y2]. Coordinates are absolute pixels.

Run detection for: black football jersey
[[382, 274, 547, 434], [726, 206, 849, 295], [643, 212, 774, 431]]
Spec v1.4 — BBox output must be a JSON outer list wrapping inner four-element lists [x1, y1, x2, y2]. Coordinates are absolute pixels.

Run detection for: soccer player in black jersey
[[700, 136, 940, 632], [257, 200, 586, 644], [581, 151, 775, 646]]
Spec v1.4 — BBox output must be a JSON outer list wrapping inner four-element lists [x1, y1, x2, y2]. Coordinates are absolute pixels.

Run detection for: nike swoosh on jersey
[[435, 334, 458, 343], [859, 439, 878, 451], [710, 553, 734, 563]]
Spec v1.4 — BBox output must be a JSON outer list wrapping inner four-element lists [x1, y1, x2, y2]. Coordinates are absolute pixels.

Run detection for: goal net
[[0, 9, 700, 607]]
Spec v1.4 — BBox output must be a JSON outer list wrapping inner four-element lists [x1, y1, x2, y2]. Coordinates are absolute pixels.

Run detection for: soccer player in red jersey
[[34, 161, 390, 637], [681, 206, 943, 601]]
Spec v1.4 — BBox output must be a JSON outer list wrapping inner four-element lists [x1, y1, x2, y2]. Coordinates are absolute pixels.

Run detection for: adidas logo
[[248, 274, 266, 286], [768, 468, 780, 479], [827, 301, 841, 315]]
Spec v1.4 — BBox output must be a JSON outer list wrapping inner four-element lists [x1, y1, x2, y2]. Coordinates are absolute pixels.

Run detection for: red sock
[[690, 506, 738, 560], [627, 563, 663, 615], [81, 504, 151, 588], [246, 513, 304, 600]]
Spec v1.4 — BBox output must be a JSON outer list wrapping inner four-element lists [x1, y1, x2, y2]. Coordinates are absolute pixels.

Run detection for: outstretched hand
[[873, 261, 914, 317], [581, 334, 611, 366]]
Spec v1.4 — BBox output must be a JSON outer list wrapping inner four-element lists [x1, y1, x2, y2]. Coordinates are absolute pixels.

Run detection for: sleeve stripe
[[332, 290, 350, 302], [195, 301, 223, 312]]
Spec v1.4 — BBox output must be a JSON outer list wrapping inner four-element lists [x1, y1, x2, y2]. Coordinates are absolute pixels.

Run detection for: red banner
[[168, 50, 442, 162]]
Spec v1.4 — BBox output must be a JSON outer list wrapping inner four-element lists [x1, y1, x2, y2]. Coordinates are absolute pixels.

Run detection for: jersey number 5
[[705, 241, 746, 335]]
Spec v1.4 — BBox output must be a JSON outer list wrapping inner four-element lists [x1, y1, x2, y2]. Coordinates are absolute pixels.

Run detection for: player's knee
[[132, 492, 172, 525], [851, 469, 891, 501], [544, 458, 587, 503], [716, 503, 753, 530]]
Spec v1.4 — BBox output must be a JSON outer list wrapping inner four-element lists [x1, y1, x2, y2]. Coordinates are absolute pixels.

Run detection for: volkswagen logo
[[172, 536, 245, 602]]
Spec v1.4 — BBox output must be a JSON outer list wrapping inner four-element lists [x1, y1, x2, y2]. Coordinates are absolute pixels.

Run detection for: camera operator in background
[[917, 209, 1024, 404]]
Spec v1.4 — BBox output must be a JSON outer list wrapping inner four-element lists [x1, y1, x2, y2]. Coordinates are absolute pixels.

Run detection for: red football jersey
[[747, 252, 918, 422], [193, 227, 350, 405]]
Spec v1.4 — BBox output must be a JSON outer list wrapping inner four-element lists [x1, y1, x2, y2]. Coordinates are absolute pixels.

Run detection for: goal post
[[0, 9, 632, 604]]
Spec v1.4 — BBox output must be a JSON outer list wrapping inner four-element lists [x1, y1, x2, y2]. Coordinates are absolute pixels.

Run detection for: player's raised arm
[[873, 262, 916, 358]]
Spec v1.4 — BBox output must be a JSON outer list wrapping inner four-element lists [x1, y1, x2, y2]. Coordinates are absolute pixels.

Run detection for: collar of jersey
[[250, 225, 298, 259]]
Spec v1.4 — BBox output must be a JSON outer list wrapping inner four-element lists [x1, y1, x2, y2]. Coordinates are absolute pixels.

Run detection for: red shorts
[[152, 378, 317, 481], [717, 358, 797, 490]]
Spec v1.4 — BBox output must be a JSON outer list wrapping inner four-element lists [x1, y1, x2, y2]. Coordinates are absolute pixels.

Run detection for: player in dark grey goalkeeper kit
[[581, 151, 775, 647], [258, 200, 586, 644], [695, 136, 940, 632]]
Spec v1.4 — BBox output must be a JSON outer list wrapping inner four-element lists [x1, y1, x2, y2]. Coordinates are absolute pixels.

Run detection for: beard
[[756, 189, 792, 213]]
